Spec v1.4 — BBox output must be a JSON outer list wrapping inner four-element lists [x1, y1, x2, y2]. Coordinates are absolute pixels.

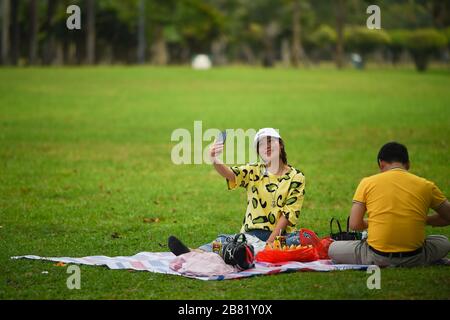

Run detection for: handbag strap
[[330, 218, 343, 235], [234, 233, 247, 244], [346, 216, 350, 233]]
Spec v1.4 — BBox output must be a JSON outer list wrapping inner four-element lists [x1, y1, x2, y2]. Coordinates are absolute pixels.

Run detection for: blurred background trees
[[0, 0, 449, 71]]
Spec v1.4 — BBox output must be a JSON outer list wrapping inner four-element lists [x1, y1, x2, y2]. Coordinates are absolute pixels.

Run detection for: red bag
[[256, 245, 319, 263], [299, 228, 333, 259], [299, 228, 321, 247], [256, 229, 335, 263], [317, 236, 333, 259]]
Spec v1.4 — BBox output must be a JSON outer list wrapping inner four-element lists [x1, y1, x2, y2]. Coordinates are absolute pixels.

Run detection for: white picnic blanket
[[11, 251, 373, 281]]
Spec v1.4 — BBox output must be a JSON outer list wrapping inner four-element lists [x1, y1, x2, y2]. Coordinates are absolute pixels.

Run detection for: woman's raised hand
[[209, 139, 235, 181], [209, 139, 224, 163]]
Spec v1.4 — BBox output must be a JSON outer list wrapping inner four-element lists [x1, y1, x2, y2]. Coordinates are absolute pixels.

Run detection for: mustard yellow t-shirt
[[227, 163, 305, 234], [353, 168, 447, 252]]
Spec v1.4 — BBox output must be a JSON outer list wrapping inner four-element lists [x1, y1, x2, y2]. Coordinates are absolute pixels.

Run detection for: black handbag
[[221, 233, 255, 270], [330, 217, 362, 241]]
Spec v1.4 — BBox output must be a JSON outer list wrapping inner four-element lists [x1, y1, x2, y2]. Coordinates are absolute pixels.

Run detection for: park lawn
[[0, 66, 449, 300]]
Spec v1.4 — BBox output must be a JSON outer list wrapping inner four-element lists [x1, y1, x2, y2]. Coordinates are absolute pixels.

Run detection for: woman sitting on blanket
[[168, 128, 306, 255]]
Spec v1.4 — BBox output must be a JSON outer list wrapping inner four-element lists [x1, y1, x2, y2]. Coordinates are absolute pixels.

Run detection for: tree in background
[[345, 27, 391, 68], [43, 0, 57, 65], [405, 28, 448, 71], [10, 0, 20, 65], [304, 24, 336, 64], [444, 26, 450, 51], [149, 0, 178, 65], [173, 0, 224, 63], [242, 0, 286, 67], [1, 0, 11, 65], [426, 0, 450, 29], [86, 0, 95, 64], [290, 0, 305, 67], [28, 0, 38, 64], [0, 0, 449, 70], [334, 0, 346, 69], [387, 29, 410, 65], [96, 0, 139, 64], [137, 0, 146, 64], [208, 0, 240, 66]]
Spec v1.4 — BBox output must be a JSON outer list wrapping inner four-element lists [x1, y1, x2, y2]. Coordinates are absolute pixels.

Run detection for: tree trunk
[[241, 44, 256, 65], [429, 0, 448, 29], [151, 25, 168, 65], [334, 0, 345, 69], [262, 40, 275, 67], [10, 0, 19, 65], [211, 36, 227, 66], [262, 21, 279, 68], [291, 0, 303, 67], [29, 0, 38, 65], [137, 0, 146, 64], [43, 0, 57, 65], [86, 0, 95, 64], [412, 52, 429, 72], [281, 38, 291, 67], [54, 40, 63, 65], [1, 0, 10, 65]]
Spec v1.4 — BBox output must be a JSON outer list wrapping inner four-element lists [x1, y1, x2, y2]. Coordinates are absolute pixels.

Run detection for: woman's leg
[[197, 234, 233, 252], [285, 231, 300, 246], [244, 230, 272, 242]]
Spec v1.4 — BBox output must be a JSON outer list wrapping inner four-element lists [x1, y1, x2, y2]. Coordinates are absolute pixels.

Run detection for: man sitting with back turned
[[329, 142, 450, 267]]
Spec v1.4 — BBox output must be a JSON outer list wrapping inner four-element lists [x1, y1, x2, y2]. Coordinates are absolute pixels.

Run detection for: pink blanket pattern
[[12, 251, 376, 281]]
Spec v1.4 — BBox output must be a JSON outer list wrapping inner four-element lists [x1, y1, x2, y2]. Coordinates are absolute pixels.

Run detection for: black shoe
[[168, 235, 190, 256]]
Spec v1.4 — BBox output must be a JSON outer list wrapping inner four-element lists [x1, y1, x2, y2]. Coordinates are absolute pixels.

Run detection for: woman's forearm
[[213, 161, 235, 182], [209, 142, 235, 182], [267, 215, 290, 243]]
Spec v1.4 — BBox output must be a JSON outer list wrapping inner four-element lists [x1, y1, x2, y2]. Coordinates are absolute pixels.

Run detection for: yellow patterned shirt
[[227, 163, 306, 234]]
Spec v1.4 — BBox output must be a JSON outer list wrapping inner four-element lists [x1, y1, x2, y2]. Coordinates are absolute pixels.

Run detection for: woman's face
[[258, 137, 281, 164]]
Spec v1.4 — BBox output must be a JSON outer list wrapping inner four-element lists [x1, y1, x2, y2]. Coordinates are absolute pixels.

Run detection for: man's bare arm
[[427, 200, 450, 227], [349, 201, 368, 231]]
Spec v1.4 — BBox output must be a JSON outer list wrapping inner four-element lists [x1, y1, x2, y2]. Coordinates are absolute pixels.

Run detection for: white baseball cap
[[253, 128, 281, 151]]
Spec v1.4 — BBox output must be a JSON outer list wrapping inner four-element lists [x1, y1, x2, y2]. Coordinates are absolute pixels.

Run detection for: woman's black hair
[[257, 136, 288, 165]]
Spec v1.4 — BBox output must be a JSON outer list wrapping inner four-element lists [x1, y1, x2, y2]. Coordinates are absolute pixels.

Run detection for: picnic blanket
[[11, 252, 373, 281]]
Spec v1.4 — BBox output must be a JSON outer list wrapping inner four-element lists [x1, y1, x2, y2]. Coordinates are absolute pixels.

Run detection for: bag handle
[[330, 218, 343, 235], [234, 233, 247, 244], [346, 216, 350, 233]]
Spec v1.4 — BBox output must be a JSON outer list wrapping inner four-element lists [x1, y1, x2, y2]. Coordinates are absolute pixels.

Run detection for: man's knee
[[424, 235, 450, 262], [328, 241, 340, 260], [328, 241, 359, 264], [426, 235, 450, 248]]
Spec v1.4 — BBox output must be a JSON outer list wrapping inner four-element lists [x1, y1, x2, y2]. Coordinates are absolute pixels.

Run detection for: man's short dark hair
[[377, 142, 409, 165]]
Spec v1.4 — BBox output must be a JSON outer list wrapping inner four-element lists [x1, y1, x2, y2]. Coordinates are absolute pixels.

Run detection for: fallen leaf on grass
[[143, 217, 160, 223], [54, 262, 67, 267]]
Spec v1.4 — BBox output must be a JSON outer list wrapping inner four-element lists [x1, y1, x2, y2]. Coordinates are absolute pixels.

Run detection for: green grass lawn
[[0, 66, 449, 300]]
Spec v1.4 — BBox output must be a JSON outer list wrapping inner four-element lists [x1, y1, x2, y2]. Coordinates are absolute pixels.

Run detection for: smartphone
[[216, 130, 227, 144]]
